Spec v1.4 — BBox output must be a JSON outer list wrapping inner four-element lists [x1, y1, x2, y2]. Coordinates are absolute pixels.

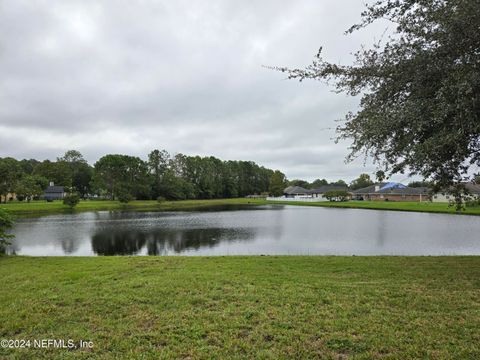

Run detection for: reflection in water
[[91, 228, 254, 255], [376, 211, 387, 247], [145, 228, 253, 255], [60, 237, 81, 254], [91, 231, 147, 255], [7, 205, 480, 256]]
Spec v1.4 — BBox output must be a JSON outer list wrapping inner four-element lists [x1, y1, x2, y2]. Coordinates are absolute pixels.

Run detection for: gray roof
[[353, 183, 430, 195], [283, 186, 309, 195], [45, 186, 64, 194], [378, 186, 430, 195], [435, 183, 480, 195], [307, 185, 349, 194], [464, 183, 480, 195], [352, 183, 387, 194]]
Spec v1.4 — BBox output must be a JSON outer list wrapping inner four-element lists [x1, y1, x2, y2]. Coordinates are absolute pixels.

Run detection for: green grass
[[266, 200, 480, 215], [2, 198, 480, 217], [0, 198, 266, 216], [1, 256, 479, 359]]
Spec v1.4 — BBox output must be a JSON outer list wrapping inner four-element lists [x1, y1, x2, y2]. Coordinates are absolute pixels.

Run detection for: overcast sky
[[0, 0, 406, 183]]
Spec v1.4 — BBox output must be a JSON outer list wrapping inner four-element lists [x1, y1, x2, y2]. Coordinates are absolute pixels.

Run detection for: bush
[[0, 209, 14, 253], [324, 190, 350, 202], [118, 192, 133, 204], [466, 197, 480, 208], [157, 196, 166, 203], [63, 193, 80, 209]]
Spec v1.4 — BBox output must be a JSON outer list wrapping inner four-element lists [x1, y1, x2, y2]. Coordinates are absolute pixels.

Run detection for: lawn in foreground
[[1, 256, 479, 359]]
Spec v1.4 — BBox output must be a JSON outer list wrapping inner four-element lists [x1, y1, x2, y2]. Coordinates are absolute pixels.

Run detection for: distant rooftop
[[353, 183, 429, 195], [283, 186, 310, 195], [45, 185, 64, 194]]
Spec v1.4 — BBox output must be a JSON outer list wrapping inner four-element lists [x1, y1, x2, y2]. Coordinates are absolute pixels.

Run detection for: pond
[[6, 205, 480, 256]]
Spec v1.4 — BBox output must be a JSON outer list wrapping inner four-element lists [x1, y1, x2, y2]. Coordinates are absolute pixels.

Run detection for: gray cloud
[[0, 0, 402, 182]]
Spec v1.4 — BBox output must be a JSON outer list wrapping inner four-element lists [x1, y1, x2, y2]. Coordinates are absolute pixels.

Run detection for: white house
[[432, 183, 480, 202], [267, 185, 350, 202]]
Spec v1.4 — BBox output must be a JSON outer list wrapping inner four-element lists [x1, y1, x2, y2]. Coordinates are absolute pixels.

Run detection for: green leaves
[[269, 170, 287, 196], [63, 193, 80, 209], [93, 154, 150, 201], [323, 190, 350, 202], [0, 209, 14, 251], [277, 0, 480, 196]]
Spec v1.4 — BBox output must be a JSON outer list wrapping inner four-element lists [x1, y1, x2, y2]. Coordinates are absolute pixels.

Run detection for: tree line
[[2, 150, 453, 204], [0, 150, 281, 202]]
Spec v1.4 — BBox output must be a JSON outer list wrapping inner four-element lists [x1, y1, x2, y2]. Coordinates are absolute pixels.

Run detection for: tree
[[269, 170, 287, 196], [276, 0, 480, 201], [157, 169, 193, 200], [71, 162, 93, 198], [117, 185, 133, 204], [92, 155, 128, 199], [0, 209, 14, 252], [350, 173, 374, 190], [63, 193, 80, 208], [58, 150, 92, 198], [330, 180, 347, 186], [92, 155, 149, 200], [408, 180, 432, 188], [474, 174, 480, 185], [18, 159, 40, 175], [0, 158, 22, 203], [311, 178, 328, 188], [288, 179, 310, 188], [0, 152, 278, 202], [147, 149, 170, 199], [58, 150, 85, 164], [34, 160, 71, 187], [324, 190, 350, 202], [375, 170, 386, 183], [15, 175, 48, 202]]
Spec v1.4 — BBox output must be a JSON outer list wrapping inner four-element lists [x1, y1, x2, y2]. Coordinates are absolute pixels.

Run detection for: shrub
[[0, 209, 14, 253], [157, 196, 166, 203], [118, 192, 133, 204], [63, 193, 80, 209], [324, 190, 350, 202], [466, 197, 480, 208]]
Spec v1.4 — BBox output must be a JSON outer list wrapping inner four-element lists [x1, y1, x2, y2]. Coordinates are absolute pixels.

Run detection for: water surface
[[7, 205, 480, 256]]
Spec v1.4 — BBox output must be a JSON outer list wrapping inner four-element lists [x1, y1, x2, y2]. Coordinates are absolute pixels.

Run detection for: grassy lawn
[[0, 198, 266, 216], [1, 198, 479, 216], [267, 200, 480, 215], [0, 256, 479, 359]]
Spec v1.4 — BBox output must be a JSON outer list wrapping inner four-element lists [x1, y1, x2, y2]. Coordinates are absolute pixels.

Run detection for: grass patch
[[0, 198, 266, 216], [266, 200, 480, 216], [1, 256, 480, 358], [1, 198, 480, 217]]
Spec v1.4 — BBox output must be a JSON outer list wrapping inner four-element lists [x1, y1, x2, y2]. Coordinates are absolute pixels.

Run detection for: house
[[269, 185, 352, 202], [308, 185, 351, 202], [44, 182, 66, 201], [283, 186, 310, 198], [432, 183, 480, 203], [353, 182, 431, 202], [0, 192, 16, 202]]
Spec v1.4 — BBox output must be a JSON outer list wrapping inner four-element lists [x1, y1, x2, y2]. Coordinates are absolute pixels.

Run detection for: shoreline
[[1, 198, 480, 217]]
